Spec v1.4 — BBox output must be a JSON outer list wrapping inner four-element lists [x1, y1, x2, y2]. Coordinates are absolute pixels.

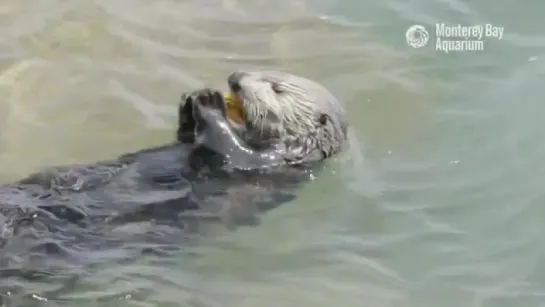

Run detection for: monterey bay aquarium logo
[[405, 23, 504, 53]]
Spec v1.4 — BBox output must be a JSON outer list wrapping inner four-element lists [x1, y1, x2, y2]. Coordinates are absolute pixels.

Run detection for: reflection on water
[[1, 0, 545, 306]]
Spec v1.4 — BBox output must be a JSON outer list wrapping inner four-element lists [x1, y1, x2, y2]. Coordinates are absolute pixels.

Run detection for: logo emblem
[[406, 25, 429, 48]]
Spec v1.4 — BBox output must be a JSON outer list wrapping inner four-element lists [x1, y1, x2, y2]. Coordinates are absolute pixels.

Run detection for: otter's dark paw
[[177, 92, 198, 143], [179, 93, 196, 126], [188, 89, 227, 123]]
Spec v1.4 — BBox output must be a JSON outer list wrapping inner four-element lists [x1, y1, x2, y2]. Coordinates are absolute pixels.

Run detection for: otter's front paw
[[178, 88, 226, 143], [177, 92, 198, 142], [188, 89, 227, 122]]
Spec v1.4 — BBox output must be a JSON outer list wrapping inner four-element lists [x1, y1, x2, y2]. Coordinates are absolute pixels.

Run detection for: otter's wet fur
[[0, 71, 349, 288]]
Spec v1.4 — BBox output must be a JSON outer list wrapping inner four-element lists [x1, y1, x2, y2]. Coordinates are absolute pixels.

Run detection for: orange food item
[[224, 93, 245, 125]]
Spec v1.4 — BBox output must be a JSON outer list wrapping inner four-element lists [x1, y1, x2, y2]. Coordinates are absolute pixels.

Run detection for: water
[[1, 0, 545, 306]]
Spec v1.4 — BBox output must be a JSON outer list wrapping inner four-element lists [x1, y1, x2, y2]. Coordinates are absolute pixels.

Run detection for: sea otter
[[190, 70, 348, 169], [0, 70, 348, 277]]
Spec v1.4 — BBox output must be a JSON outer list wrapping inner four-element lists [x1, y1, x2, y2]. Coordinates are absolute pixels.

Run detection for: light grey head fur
[[227, 70, 348, 163]]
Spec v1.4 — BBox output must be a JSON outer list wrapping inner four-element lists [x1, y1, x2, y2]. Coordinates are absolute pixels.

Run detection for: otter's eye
[[271, 83, 283, 94], [230, 82, 242, 92]]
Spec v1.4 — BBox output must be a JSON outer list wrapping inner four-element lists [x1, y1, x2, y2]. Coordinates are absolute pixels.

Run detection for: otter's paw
[[177, 92, 198, 143], [179, 92, 196, 127], [188, 88, 227, 123]]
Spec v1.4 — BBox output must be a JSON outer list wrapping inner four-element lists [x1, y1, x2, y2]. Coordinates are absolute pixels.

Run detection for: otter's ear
[[271, 82, 283, 94], [318, 113, 329, 126]]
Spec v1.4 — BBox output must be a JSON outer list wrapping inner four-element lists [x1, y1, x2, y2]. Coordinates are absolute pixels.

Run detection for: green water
[[1, 0, 545, 306]]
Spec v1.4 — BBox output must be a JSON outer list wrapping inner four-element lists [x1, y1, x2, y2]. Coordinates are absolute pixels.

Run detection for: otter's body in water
[[0, 71, 348, 282]]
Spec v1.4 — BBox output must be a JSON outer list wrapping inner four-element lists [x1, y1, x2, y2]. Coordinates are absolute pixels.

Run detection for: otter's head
[[225, 71, 348, 163]]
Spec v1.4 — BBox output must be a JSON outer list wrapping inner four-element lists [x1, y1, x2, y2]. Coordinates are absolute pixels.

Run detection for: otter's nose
[[227, 71, 247, 92]]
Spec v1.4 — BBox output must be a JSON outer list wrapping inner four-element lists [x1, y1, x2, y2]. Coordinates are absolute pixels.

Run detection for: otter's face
[[226, 71, 348, 160]]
